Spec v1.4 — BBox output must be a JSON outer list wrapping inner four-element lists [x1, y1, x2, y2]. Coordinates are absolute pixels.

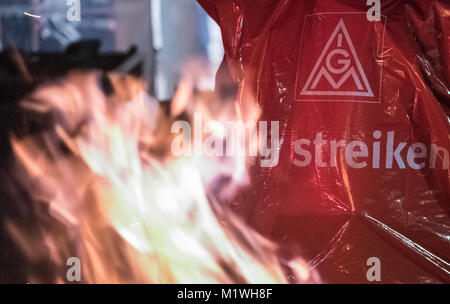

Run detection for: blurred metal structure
[[0, 0, 155, 91], [0, 0, 223, 99]]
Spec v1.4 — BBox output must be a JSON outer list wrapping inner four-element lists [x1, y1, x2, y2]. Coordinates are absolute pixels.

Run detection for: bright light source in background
[[151, 0, 224, 100]]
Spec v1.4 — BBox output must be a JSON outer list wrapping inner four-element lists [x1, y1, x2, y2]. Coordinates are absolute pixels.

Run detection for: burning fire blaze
[[7, 68, 318, 284]]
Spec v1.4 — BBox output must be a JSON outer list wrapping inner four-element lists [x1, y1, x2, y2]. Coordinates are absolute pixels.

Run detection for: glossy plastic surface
[[199, 0, 450, 283]]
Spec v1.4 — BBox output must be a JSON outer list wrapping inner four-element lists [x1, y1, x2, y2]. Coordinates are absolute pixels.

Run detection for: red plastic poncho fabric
[[198, 0, 450, 283]]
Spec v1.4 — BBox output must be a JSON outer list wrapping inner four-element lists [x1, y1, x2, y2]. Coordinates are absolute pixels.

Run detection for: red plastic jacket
[[199, 0, 450, 283]]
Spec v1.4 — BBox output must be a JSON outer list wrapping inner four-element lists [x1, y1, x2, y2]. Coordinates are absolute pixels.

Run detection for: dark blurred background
[[0, 0, 223, 99]]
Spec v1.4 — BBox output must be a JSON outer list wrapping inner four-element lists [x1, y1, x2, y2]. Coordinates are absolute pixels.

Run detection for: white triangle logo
[[300, 19, 374, 97]]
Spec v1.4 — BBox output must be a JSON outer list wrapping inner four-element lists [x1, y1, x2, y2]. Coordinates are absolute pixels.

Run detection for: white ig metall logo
[[66, 257, 81, 282], [366, 257, 381, 282], [67, 0, 81, 22], [300, 19, 374, 98]]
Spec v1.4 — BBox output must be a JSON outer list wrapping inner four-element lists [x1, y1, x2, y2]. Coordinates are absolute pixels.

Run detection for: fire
[[7, 68, 318, 283]]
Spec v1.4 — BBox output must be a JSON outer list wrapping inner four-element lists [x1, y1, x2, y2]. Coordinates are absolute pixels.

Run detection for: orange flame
[[8, 68, 318, 284]]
